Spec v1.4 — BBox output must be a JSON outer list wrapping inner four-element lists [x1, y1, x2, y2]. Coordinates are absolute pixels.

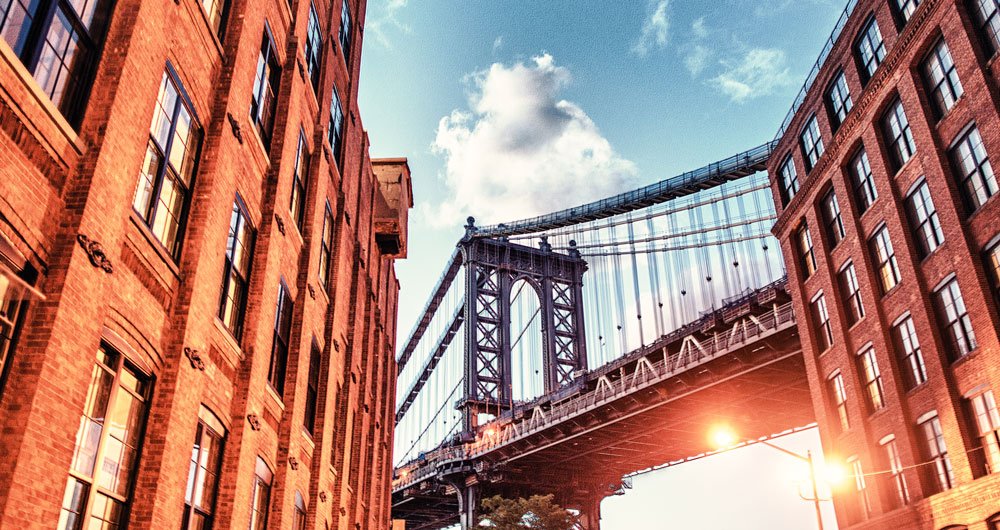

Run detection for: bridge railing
[[392, 299, 797, 493]]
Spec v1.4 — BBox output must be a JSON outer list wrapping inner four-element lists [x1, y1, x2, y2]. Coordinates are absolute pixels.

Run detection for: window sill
[[905, 380, 929, 396], [264, 383, 286, 416], [950, 347, 982, 369], [128, 212, 181, 279], [301, 427, 316, 450], [965, 194, 1000, 224], [213, 317, 245, 364], [187, 0, 226, 61], [846, 316, 866, 332], [245, 116, 272, 171], [880, 283, 903, 300]]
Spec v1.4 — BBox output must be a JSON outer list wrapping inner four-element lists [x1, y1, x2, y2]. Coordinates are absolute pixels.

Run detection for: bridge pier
[[577, 494, 603, 530], [456, 482, 478, 530]]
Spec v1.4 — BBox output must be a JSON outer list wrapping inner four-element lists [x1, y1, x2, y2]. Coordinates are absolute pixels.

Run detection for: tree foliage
[[478, 494, 579, 530]]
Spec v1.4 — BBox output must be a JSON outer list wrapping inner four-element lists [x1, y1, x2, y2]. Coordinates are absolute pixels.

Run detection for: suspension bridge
[[390, 141, 815, 529]]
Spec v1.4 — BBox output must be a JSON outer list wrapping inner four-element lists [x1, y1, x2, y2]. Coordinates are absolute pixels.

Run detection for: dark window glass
[[338, 0, 351, 62], [133, 70, 200, 260], [934, 277, 977, 360], [828, 373, 849, 433], [893, 316, 927, 389], [986, 240, 1000, 302], [857, 346, 885, 412], [0, 264, 32, 395], [290, 131, 309, 230], [779, 155, 799, 205], [825, 71, 853, 130], [219, 197, 254, 339], [919, 414, 955, 492], [906, 180, 944, 258], [0, 0, 112, 126], [797, 224, 817, 279], [800, 115, 825, 172], [849, 148, 878, 213], [883, 99, 916, 171], [856, 16, 886, 83], [821, 189, 846, 247], [200, 0, 228, 38], [249, 458, 272, 530], [923, 39, 963, 118], [952, 126, 998, 213], [268, 281, 293, 396], [304, 4, 322, 93], [839, 263, 865, 326], [293, 492, 307, 530], [972, 0, 1000, 56], [304, 343, 321, 436], [970, 390, 1000, 474], [182, 410, 226, 530], [57, 345, 150, 530], [328, 88, 344, 168], [895, 0, 920, 23], [869, 226, 901, 294], [881, 437, 910, 508], [250, 28, 280, 150], [319, 204, 334, 289], [812, 293, 834, 352]]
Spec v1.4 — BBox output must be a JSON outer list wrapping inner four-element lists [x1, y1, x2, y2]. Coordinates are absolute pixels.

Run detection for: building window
[[329, 88, 345, 168], [0, 260, 34, 396], [986, 240, 1000, 302], [880, 436, 910, 508], [971, 0, 1000, 56], [338, 0, 351, 62], [856, 16, 886, 83], [857, 346, 885, 412], [304, 342, 321, 436], [293, 492, 307, 530], [219, 197, 254, 340], [934, 277, 977, 360], [250, 27, 281, 150], [133, 69, 201, 260], [0, 0, 112, 126], [200, 0, 229, 38], [883, 99, 916, 171], [319, 204, 334, 289], [820, 189, 846, 247], [290, 131, 309, 230], [249, 457, 273, 530], [797, 224, 817, 279], [304, 3, 322, 93], [952, 125, 998, 213], [906, 180, 944, 258], [923, 39, 963, 118], [895, 0, 921, 23], [828, 373, 849, 433], [848, 456, 871, 521], [269, 280, 293, 396], [893, 316, 927, 389], [971, 390, 1000, 474], [849, 148, 878, 213], [812, 293, 834, 352], [839, 263, 865, 326], [183, 408, 226, 530], [58, 345, 150, 530], [779, 155, 799, 205], [825, 71, 853, 131], [800, 115, 825, 172], [919, 414, 955, 492], [869, 226, 901, 294]]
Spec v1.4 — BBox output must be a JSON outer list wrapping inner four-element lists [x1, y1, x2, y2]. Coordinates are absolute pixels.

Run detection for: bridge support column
[[578, 495, 602, 530], [456, 482, 478, 530]]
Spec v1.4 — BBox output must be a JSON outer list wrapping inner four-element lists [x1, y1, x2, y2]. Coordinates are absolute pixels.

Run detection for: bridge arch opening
[[509, 277, 545, 402]]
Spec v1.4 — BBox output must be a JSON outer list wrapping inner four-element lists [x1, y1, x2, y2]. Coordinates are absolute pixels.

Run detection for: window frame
[[800, 114, 825, 172], [856, 345, 886, 412], [303, 341, 321, 436], [970, 0, 1000, 57], [855, 15, 887, 84], [779, 155, 800, 206], [797, 223, 818, 280], [847, 455, 872, 521], [951, 124, 998, 214], [883, 99, 917, 172], [849, 147, 878, 214], [918, 413, 955, 493], [821, 188, 846, 248], [838, 262, 865, 326], [328, 87, 345, 170], [893, 0, 921, 26], [199, 0, 231, 40], [869, 225, 901, 294], [934, 275, 977, 361], [828, 372, 850, 434], [304, 3, 322, 94], [182, 408, 226, 530], [969, 390, 1000, 475], [268, 279, 294, 396], [905, 179, 945, 259], [249, 457, 273, 530], [218, 195, 255, 340], [338, 0, 352, 63], [825, 70, 853, 131], [893, 314, 928, 389], [812, 292, 834, 353], [290, 130, 310, 231], [249, 23, 282, 151], [922, 38, 964, 119], [879, 435, 910, 508], [319, 202, 334, 289]]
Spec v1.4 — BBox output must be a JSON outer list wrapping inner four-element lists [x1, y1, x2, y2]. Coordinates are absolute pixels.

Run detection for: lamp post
[[711, 427, 828, 530]]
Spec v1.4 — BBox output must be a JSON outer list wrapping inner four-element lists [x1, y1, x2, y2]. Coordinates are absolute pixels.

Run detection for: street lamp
[[710, 426, 834, 530]]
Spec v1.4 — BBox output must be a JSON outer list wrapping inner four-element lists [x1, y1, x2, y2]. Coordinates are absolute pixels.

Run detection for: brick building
[[770, 0, 1000, 527], [0, 0, 410, 527]]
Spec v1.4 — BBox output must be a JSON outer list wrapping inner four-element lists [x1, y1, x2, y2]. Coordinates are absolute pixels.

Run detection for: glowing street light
[[710, 426, 830, 530]]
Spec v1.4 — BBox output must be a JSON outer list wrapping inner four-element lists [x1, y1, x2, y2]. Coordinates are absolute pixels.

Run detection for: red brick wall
[[0, 0, 406, 528], [771, 0, 1000, 528]]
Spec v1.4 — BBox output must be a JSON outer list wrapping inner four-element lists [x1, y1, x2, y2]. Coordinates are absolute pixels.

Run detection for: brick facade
[[0, 0, 410, 528], [771, 0, 1000, 528]]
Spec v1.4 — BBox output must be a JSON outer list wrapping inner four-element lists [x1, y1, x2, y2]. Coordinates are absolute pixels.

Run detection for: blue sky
[[359, 0, 848, 527]]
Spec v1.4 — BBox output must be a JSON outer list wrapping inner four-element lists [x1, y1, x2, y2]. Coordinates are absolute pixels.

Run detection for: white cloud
[[684, 44, 711, 77], [429, 54, 638, 226], [691, 17, 708, 39], [492, 36, 504, 53], [711, 48, 795, 103], [632, 0, 670, 57], [368, 0, 412, 49]]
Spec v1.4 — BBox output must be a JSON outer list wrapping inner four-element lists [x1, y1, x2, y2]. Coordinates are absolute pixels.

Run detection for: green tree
[[478, 494, 579, 530]]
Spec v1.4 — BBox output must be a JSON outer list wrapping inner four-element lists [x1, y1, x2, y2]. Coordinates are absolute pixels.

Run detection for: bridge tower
[[458, 217, 589, 438]]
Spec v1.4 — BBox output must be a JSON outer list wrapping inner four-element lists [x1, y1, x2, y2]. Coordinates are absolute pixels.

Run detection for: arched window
[[293, 491, 308, 530], [249, 458, 273, 530], [182, 406, 226, 530]]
